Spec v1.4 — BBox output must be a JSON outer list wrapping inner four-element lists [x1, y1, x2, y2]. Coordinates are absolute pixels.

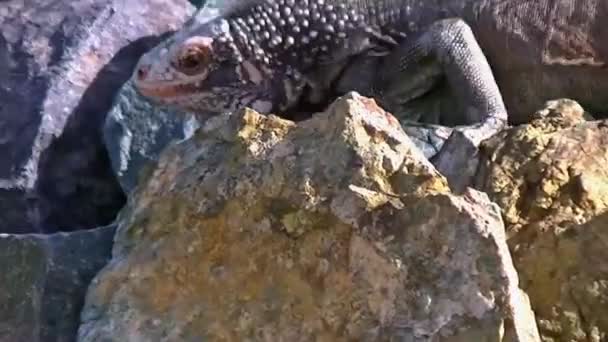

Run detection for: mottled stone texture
[[0, 0, 194, 233], [103, 81, 201, 193], [78, 93, 539, 342], [475, 99, 608, 342], [0, 225, 115, 342]]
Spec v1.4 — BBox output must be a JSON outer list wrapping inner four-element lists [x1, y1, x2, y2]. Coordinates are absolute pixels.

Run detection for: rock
[[474, 99, 608, 341], [0, 0, 195, 233], [78, 93, 540, 341], [103, 81, 200, 193], [332, 52, 492, 192], [0, 224, 115, 342]]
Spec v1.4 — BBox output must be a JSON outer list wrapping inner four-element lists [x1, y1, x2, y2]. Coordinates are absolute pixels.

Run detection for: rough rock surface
[[475, 99, 608, 342], [78, 93, 540, 341], [103, 81, 200, 192], [0, 224, 115, 342], [0, 0, 195, 233]]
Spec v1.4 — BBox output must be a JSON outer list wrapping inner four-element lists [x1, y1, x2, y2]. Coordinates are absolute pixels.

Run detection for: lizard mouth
[[135, 81, 203, 100]]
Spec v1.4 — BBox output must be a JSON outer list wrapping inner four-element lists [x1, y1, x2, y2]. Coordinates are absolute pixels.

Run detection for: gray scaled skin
[[132, 0, 509, 123], [333, 0, 608, 188], [332, 17, 507, 189], [132, 0, 608, 189]]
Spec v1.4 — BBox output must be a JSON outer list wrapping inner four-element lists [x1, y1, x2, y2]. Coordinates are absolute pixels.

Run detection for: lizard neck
[[357, 0, 475, 35], [224, 1, 376, 70]]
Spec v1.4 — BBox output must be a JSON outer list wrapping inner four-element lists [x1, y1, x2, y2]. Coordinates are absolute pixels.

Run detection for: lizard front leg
[[374, 18, 508, 190]]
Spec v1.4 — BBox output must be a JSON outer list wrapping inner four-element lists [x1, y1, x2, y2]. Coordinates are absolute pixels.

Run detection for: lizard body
[[133, 0, 504, 117], [335, 0, 608, 124], [133, 0, 608, 185]]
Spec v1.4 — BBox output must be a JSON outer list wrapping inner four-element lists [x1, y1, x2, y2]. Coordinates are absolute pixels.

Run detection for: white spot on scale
[[271, 36, 282, 46]]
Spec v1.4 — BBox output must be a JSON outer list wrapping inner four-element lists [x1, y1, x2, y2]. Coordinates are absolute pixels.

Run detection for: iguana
[[132, 0, 608, 185]]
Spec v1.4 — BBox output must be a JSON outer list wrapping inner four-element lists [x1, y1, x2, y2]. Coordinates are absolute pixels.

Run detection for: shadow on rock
[[0, 0, 194, 234], [33, 34, 175, 233]]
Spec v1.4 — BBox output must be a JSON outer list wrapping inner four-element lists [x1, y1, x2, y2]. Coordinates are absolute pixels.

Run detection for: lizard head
[[133, 13, 278, 115]]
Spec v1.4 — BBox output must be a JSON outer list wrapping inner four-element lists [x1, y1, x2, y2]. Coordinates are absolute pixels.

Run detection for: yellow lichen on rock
[[475, 98, 608, 342], [78, 93, 539, 342]]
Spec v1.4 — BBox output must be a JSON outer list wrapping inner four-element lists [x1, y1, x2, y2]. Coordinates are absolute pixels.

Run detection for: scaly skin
[[133, 0, 505, 118], [330, 0, 608, 188], [133, 0, 608, 188]]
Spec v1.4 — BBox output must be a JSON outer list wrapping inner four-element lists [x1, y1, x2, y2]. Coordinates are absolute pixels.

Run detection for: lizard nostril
[[136, 64, 150, 80]]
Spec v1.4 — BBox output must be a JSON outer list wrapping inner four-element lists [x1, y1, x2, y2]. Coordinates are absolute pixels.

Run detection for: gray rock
[[0, 0, 195, 233], [0, 224, 115, 342], [103, 81, 201, 193]]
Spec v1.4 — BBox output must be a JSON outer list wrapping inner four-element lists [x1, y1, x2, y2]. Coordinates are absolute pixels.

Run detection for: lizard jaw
[[135, 81, 203, 102]]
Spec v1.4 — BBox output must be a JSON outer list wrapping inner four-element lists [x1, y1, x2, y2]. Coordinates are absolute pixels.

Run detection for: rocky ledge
[[78, 93, 541, 341], [81, 91, 608, 341]]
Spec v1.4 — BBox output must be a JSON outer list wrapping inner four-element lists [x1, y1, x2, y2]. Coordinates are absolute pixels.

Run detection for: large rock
[[475, 99, 608, 341], [0, 224, 115, 342], [0, 0, 195, 233], [78, 93, 540, 341]]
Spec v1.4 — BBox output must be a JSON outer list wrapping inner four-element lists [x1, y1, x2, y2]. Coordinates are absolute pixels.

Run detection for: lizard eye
[[174, 42, 213, 75]]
